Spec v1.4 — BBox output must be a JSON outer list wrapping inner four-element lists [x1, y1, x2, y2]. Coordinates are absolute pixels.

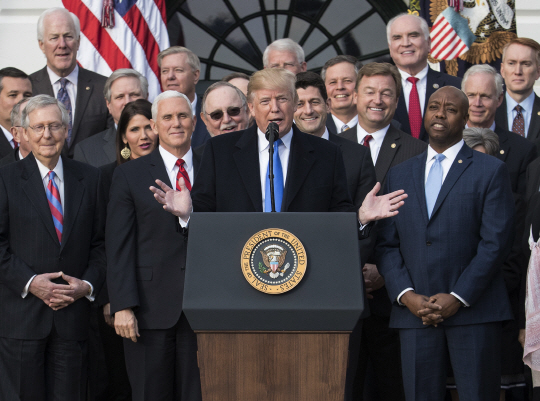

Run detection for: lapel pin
[[537, 111, 540, 116], [391, 143, 396, 148], [500, 150, 505, 154], [86, 86, 90, 90], [458, 159, 462, 163], [433, 83, 439, 89]]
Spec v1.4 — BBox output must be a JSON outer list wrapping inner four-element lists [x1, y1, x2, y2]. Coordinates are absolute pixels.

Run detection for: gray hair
[[462, 64, 504, 97], [321, 55, 362, 81], [10, 97, 31, 127], [463, 127, 500, 156], [263, 38, 305, 67], [151, 90, 192, 121], [201, 82, 247, 115], [104, 69, 148, 102], [157, 46, 200, 72], [22, 95, 69, 128], [386, 13, 430, 44], [37, 7, 80, 42]]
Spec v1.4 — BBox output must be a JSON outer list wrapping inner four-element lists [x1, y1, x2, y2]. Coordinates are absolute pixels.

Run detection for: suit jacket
[[496, 93, 540, 151], [394, 67, 462, 142], [0, 148, 20, 167], [526, 158, 540, 206], [0, 128, 14, 159], [74, 126, 117, 167], [192, 124, 355, 213], [107, 148, 201, 330], [29, 67, 111, 158], [0, 153, 105, 340], [376, 144, 514, 328], [191, 98, 211, 149]]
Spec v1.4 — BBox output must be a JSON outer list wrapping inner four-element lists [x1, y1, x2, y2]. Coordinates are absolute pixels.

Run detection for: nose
[[471, 95, 482, 107], [167, 70, 175, 80], [58, 35, 66, 48], [171, 115, 181, 127], [303, 102, 313, 115], [337, 79, 345, 90], [516, 64, 523, 75], [140, 127, 150, 140], [373, 92, 383, 105], [269, 98, 279, 112]]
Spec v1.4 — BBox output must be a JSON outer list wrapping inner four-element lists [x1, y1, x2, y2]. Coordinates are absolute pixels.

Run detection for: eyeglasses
[[28, 123, 64, 134], [205, 107, 242, 121]]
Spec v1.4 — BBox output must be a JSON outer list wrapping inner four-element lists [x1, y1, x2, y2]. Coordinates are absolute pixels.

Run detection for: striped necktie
[[175, 159, 191, 191], [46, 171, 63, 243], [57, 78, 73, 145]]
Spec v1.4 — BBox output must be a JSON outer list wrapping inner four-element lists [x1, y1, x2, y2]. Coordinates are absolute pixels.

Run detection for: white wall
[[516, 0, 540, 94]]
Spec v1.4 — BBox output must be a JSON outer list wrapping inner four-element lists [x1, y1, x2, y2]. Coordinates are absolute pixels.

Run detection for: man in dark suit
[[387, 13, 461, 142], [107, 91, 203, 401], [0, 94, 105, 400], [496, 38, 540, 150], [30, 7, 111, 159], [158, 46, 211, 149], [0, 67, 32, 159], [0, 97, 31, 166], [376, 86, 514, 400], [74, 68, 148, 167]]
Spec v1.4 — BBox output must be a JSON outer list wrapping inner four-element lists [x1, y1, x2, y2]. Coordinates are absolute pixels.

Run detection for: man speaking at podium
[[151, 68, 406, 226]]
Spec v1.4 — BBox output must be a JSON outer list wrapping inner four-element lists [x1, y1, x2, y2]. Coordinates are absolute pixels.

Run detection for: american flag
[[430, 7, 476, 60], [62, 0, 170, 101]]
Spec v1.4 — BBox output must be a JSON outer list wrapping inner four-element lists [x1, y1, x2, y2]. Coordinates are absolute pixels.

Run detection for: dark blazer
[[526, 158, 540, 205], [192, 124, 355, 214], [0, 129, 14, 159], [377, 144, 514, 328], [107, 148, 201, 329], [0, 153, 105, 340], [191, 98, 211, 149], [326, 113, 341, 136], [496, 93, 540, 150], [74, 126, 116, 167], [0, 148, 20, 167], [394, 67, 462, 142], [29, 67, 111, 158]]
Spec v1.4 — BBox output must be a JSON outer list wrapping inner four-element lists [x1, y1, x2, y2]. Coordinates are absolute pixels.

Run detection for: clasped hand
[[29, 271, 90, 311], [401, 291, 461, 327]]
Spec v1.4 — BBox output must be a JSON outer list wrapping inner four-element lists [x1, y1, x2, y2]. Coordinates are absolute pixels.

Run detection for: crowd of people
[[1, 5, 540, 401]]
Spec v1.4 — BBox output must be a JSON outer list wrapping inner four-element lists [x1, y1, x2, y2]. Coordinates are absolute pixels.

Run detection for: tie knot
[[407, 77, 419, 85], [48, 171, 56, 180], [341, 125, 350, 132], [364, 134, 373, 142], [434, 154, 446, 162], [515, 104, 523, 113], [59, 78, 68, 89], [175, 159, 185, 168]]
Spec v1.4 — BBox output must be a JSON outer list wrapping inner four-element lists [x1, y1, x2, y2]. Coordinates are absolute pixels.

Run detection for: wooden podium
[[184, 213, 365, 401]]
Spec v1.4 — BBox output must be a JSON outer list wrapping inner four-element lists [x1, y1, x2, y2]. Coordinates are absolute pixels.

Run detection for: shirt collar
[[321, 128, 329, 140], [331, 113, 358, 130], [258, 126, 293, 153], [356, 123, 390, 143], [36, 155, 64, 182], [47, 65, 79, 87], [399, 64, 429, 82], [426, 139, 464, 164], [159, 145, 193, 173], [506, 90, 535, 114], [0, 125, 13, 142], [466, 122, 496, 131]]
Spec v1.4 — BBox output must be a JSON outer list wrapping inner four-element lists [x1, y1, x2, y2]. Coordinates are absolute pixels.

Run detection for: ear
[[38, 40, 45, 55], [22, 128, 30, 143], [325, 98, 331, 113], [150, 119, 158, 136], [248, 102, 255, 117], [193, 69, 200, 86]]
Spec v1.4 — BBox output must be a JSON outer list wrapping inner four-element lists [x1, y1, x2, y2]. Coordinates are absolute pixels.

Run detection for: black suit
[[496, 93, 540, 151], [527, 158, 540, 206], [192, 98, 211, 149], [0, 148, 20, 166], [29, 67, 112, 158], [74, 126, 116, 167], [107, 148, 202, 401], [0, 127, 14, 159], [394, 67, 462, 142], [0, 153, 105, 400]]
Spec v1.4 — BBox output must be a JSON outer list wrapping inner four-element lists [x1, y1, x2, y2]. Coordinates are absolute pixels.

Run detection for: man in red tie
[[387, 13, 462, 142], [0, 94, 105, 400], [106, 90, 203, 401]]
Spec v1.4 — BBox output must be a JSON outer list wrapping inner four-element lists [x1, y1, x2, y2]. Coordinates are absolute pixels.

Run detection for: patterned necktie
[[407, 77, 422, 139], [363, 134, 373, 148], [175, 159, 191, 191], [57, 78, 73, 145], [341, 125, 350, 132], [425, 154, 446, 218], [264, 139, 284, 212], [512, 105, 525, 137], [46, 171, 63, 243]]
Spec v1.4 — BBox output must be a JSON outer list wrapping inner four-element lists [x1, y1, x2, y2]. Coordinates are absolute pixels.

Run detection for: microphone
[[265, 122, 280, 212], [265, 122, 279, 143]]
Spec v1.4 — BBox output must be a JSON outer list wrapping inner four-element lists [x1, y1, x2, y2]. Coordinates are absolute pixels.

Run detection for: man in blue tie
[[376, 86, 515, 401]]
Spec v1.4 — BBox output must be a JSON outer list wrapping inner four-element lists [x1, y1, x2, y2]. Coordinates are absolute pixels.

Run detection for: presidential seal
[[241, 228, 307, 294]]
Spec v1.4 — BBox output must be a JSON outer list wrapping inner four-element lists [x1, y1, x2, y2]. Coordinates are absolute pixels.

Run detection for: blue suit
[[376, 144, 514, 400]]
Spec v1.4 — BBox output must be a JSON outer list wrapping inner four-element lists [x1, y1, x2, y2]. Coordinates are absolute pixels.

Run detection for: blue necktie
[[57, 78, 73, 145], [46, 171, 63, 243], [425, 153, 446, 218], [264, 139, 283, 212]]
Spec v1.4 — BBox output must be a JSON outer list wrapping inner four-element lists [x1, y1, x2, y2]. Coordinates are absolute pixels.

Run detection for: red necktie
[[12, 140, 18, 149], [363, 134, 373, 148], [512, 105, 525, 137], [46, 171, 63, 243], [407, 77, 422, 139], [175, 159, 191, 192]]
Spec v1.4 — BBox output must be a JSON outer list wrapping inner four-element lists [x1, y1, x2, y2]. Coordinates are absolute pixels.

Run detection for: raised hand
[[358, 182, 407, 225], [149, 178, 192, 221]]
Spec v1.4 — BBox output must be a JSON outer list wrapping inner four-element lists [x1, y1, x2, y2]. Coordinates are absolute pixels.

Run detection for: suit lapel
[[31, 67, 55, 97], [339, 126, 358, 143], [495, 125, 509, 163], [396, 93, 411, 136], [60, 158, 85, 251], [21, 154, 59, 245], [148, 148, 173, 188], [233, 127, 262, 211], [326, 113, 338, 136], [411, 152, 429, 226], [495, 96, 509, 132], [282, 128, 315, 212], [430, 145, 472, 220], [104, 127, 117, 162], [528, 95, 540, 141], [375, 126, 400, 184], [71, 68, 93, 147]]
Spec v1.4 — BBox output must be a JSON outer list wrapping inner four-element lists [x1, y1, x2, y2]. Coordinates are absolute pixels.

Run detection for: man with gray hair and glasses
[[0, 94, 105, 400], [30, 7, 111, 158], [263, 38, 307, 74], [74, 68, 148, 167], [0, 97, 31, 166]]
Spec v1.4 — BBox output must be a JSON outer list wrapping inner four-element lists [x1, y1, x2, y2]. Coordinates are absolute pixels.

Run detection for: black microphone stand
[[265, 122, 279, 212]]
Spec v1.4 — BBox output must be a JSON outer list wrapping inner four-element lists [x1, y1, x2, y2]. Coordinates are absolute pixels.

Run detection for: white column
[[515, 0, 540, 95]]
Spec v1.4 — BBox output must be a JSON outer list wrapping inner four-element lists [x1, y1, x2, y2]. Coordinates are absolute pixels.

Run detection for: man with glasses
[[200, 81, 251, 138]]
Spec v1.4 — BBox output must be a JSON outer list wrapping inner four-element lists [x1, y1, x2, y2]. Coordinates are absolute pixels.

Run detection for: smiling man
[[387, 13, 461, 142], [263, 38, 307, 75], [30, 7, 111, 158]]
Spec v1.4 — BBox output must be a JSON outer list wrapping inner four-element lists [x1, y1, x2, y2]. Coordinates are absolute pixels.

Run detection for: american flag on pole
[[62, 0, 170, 101], [430, 7, 476, 60]]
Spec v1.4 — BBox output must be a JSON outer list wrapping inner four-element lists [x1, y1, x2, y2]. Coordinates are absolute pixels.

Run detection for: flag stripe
[[434, 35, 460, 59], [431, 22, 453, 49], [123, 5, 160, 77]]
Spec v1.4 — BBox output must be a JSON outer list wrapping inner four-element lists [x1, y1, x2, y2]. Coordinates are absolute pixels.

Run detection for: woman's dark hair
[[116, 99, 153, 165]]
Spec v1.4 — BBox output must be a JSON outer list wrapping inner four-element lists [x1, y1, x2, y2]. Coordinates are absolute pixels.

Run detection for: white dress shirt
[[47, 65, 78, 120], [321, 128, 330, 140], [0, 125, 16, 149], [506, 91, 535, 137], [397, 140, 469, 307], [399, 64, 429, 115], [159, 145, 194, 227], [331, 113, 358, 133], [356, 123, 391, 165], [258, 127, 292, 210], [22, 156, 94, 300]]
